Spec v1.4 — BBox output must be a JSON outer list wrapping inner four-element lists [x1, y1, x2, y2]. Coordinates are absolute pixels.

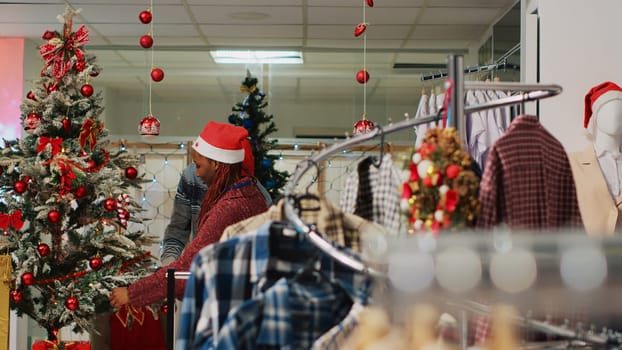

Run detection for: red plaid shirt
[[476, 115, 583, 230]]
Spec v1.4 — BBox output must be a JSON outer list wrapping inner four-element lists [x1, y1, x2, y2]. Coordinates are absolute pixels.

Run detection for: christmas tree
[[0, 7, 156, 339], [227, 72, 289, 199]]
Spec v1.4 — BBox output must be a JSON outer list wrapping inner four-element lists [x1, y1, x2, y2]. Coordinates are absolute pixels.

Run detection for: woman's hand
[[109, 287, 130, 309]]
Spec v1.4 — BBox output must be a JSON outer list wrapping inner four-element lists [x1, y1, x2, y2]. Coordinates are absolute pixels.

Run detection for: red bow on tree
[[37, 136, 63, 156], [57, 160, 78, 195], [79, 118, 103, 151], [38, 24, 89, 79], [0, 210, 24, 231]]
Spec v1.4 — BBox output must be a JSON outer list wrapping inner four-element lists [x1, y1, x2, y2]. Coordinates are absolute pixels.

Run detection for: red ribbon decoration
[[37, 136, 63, 156], [39, 24, 89, 79], [57, 160, 77, 195], [0, 210, 24, 231], [114, 305, 146, 328], [79, 118, 103, 151]]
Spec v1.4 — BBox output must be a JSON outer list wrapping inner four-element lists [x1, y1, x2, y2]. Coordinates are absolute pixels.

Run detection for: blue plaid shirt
[[177, 221, 372, 349]]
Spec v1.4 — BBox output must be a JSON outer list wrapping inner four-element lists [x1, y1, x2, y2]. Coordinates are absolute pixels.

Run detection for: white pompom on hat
[[192, 121, 254, 175]]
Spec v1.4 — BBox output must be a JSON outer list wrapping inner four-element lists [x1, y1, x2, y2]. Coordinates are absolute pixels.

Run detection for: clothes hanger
[[372, 125, 385, 168], [291, 159, 321, 213]]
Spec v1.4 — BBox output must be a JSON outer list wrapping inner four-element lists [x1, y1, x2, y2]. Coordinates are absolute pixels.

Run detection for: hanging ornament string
[[362, 0, 367, 120], [148, 0, 154, 118]]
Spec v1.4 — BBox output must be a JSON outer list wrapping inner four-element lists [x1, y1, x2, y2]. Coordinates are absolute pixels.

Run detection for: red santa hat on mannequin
[[192, 121, 254, 176], [584, 81, 622, 128]]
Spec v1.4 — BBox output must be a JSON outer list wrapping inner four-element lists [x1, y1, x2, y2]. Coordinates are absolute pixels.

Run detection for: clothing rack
[[420, 61, 520, 82], [282, 81, 562, 275]]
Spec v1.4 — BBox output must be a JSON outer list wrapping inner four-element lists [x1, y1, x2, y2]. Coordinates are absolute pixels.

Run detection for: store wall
[[535, 0, 622, 152]]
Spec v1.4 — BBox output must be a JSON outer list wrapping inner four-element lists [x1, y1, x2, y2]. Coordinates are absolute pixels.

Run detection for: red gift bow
[[115, 305, 146, 328], [37, 136, 63, 156], [39, 25, 89, 79], [79, 118, 103, 151], [0, 210, 24, 231], [57, 160, 78, 195]]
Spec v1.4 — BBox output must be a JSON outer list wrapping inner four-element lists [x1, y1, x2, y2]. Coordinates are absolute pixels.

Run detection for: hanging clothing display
[[477, 114, 583, 230], [176, 221, 372, 349], [568, 145, 621, 235], [339, 154, 403, 235]]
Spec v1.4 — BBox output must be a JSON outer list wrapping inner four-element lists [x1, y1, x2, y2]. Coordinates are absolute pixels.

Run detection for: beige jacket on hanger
[[568, 145, 618, 235]]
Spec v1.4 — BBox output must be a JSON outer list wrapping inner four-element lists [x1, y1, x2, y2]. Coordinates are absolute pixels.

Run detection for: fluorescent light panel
[[210, 50, 303, 64]]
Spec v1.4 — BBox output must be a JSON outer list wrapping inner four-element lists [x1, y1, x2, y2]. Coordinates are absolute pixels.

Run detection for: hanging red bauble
[[353, 118, 376, 135], [354, 23, 367, 37], [139, 10, 153, 24], [13, 180, 27, 194], [75, 60, 85, 72], [47, 210, 61, 224], [65, 296, 79, 311], [21, 272, 34, 286], [103, 198, 117, 211], [25, 113, 41, 133], [62, 118, 71, 132], [10, 290, 23, 303], [89, 256, 103, 270], [75, 186, 87, 199], [81, 84, 94, 97], [356, 69, 370, 84], [139, 35, 153, 49], [366, 0, 374, 6], [27, 91, 36, 100], [151, 68, 164, 82], [125, 166, 138, 179], [160, 304, 168, 314], [138, 114, 161, 137], [37, 243, 50, 257]]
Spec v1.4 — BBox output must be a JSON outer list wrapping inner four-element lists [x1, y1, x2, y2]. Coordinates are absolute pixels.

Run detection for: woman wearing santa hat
[[568, 81, 622, 235], [109, 121, 269, 308]]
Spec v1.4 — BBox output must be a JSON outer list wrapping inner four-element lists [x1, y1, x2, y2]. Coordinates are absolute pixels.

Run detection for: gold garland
[[401, 127, 480, 234]]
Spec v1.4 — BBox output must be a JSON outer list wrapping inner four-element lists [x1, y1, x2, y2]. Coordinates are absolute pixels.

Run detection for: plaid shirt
[[340, 155, 404, 235], [177, 221, 372, 349], [216, 277, 353, 349], [476, 115, 583, 230], [310, 302, 364, 350], [221, 198, 389, 252]]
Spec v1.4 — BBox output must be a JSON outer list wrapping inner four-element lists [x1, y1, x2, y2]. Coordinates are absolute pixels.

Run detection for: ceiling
[[0, 0, 520, 106]]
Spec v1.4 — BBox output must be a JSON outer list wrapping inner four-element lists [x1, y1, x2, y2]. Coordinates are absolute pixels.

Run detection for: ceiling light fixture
[[210, 50, 303, 64]]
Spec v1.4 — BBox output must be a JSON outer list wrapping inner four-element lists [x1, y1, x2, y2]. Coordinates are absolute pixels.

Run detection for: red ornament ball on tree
[[37, 243, 50, 257], [13, 180, 27, 194], [27, 91, 36, 100], [25, 113, 41, 133], [354, 23, 367, 37], [139, 35, 153, 49], [139, 10, 153, 24], [103, 198, 117, 211], [356, 69, 370, 84], [21, 272, 34, 286], [75, 186, 87, 199], [81, 84, 94, 97], [151, 68, 164, 82], [65, 296, 79, 311], [445, 164, 461, 179], [366, 0, 374, 6], [47, 210, 61, 224], [89, 256, 103, 270], [47, 84, 58, 93], [160, 304, 168, 314], [10, 290, 23, 303], [125, 166, 138, 179], [86, 159, 97, 170]]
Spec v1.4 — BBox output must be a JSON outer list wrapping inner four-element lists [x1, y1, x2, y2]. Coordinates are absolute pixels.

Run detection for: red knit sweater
[[128, 177, 268, 306]]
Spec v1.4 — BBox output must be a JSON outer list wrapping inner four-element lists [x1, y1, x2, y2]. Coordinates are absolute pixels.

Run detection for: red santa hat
[[192, 121, 254, 175], [584, 81, 622, 128]]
